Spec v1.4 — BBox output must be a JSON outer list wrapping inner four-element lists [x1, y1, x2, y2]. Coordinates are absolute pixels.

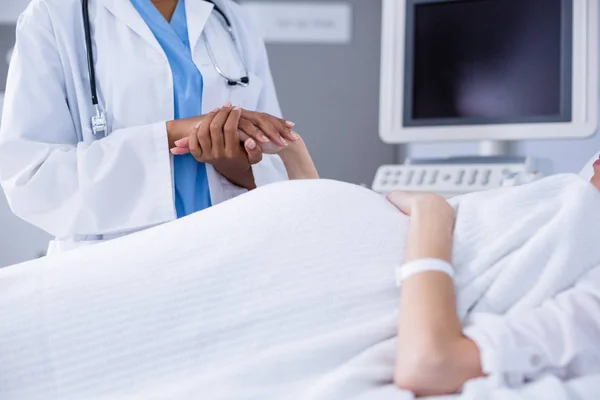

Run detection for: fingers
[[174, 137, 189, 147], [188, 110, 219, 161], [209, 105, 231, 159], [257, 118, 287, 147], [245, 138, 263, 165], [386, 191, 416, 216], [171, 146, 190, 155], [240, 109, 295, 146], [273, 117, 297, 142], [387, 192, 449, 217], [239, 118, 269, 144], [237, 129, 250, 142], [224, 106, 242, 157], [188, 120, 202, 161]]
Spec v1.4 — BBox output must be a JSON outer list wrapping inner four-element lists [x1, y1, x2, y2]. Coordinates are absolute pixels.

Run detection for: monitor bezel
[[379, 0, 599, 143]]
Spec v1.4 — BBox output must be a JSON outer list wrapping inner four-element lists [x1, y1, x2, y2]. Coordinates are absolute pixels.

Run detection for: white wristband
[[395, 258, 454, 287]]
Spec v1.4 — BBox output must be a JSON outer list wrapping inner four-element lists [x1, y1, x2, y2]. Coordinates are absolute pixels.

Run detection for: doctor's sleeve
[[462, 265, 600, 388], [0, 3, 175, 238]]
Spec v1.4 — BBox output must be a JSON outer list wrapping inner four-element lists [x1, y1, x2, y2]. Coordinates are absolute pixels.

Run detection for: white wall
[[0, 72, 50, 267], [0, 0, 30, 23], [0, 0, 49, 267], [0, 192, 50, 267]]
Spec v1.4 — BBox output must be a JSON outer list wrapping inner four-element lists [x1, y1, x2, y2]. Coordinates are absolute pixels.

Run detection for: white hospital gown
[[458, 152, 600, 389], [463, 264, 600, 388]]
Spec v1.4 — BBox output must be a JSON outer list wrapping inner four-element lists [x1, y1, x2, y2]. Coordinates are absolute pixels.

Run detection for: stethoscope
[[81, 0, 251, 137]]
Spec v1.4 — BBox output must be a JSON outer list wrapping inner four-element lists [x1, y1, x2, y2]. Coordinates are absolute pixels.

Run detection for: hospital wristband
[[395, 258, 455, 287]]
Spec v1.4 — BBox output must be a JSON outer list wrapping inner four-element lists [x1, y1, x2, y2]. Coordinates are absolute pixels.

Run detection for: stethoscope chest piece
[[91, 105, 108, 137]]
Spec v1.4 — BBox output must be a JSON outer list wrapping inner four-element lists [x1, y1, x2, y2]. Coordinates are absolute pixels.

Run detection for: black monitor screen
[[404, 0, 572, 127]]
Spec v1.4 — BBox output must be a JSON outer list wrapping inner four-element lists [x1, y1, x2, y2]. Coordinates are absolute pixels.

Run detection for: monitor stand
[[405, 140, 525, 166], [479, 140, 510, 157]]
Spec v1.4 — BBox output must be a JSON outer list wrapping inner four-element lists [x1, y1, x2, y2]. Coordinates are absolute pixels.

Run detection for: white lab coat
[[0, 0, 288, 253]]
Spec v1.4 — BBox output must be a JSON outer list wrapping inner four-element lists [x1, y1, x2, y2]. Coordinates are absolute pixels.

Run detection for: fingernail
[[261, 135, 270, 143], [281, 138, 288, 146], [211, 107, 220, 112], [223, 101, 232, 108], [247, 139, 257, 150], [285, 121, 296, 128], [174, 139, 186, 146], [193, 122, 201, 129], [170, 148, 178, 154], [293, 133, 301, 140], [233, 106, 241, 111]]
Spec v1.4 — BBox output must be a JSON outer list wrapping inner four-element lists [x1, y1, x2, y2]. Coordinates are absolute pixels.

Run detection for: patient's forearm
[[395, 198, 484, 396], [278, 136, 319, 180]]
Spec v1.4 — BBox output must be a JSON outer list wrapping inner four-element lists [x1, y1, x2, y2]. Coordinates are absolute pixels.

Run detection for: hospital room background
[[1, 0, 600, 267]]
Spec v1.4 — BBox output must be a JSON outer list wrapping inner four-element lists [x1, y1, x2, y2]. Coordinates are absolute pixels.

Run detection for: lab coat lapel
[[96, 0, 164, 54], [186, 0, 215, 53]]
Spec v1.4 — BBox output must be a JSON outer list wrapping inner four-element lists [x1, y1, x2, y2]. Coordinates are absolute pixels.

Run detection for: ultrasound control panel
[[372, 161, 545, 197]]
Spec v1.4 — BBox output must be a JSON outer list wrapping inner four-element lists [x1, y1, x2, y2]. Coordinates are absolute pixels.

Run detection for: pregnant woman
[[1, 130, 599, 399]]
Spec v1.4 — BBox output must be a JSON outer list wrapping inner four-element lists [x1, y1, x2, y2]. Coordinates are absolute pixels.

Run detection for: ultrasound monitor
[[379, 0, 599, 143]]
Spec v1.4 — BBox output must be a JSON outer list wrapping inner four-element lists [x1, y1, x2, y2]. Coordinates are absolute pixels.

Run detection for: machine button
[[417, 170, 426, 185], [455, 170, 465, 185], [482, 170, 492, 185], [430, 171, 439, 184], [406, 171, 415, 185], [468, 170, 479, 186], [395, 170, 403, 177]]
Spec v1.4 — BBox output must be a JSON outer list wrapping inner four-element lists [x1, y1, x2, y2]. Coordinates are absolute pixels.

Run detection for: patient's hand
[[387, 192, 453, 218], [237, 130, 301, 154], [387, 191, 455, 263]]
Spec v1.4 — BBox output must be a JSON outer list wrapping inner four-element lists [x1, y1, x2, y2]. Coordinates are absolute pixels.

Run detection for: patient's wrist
[[412, 195, 454, 219], [279, 135, 305, 155], [406, 200, 454, 263], [278, 136, 319, 180]]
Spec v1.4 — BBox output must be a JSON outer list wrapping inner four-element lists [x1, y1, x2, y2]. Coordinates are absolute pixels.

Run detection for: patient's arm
[[388, 192, 484, 397], [278, 134, 319, 180]]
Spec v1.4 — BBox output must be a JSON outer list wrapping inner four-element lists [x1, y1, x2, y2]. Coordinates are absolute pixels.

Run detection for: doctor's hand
[[175, 106, 262, 189], [237, 108, 298, 146], [171, 109, 298, 156], [166, 103, 296, 149]]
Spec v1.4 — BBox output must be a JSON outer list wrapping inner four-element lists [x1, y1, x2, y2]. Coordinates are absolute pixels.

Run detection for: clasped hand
[[169, 102, 298, 164], [166, 102, 299, 188]]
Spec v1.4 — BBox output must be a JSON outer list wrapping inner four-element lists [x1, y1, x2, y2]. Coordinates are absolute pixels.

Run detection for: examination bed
[[1, 172, 599, 399]]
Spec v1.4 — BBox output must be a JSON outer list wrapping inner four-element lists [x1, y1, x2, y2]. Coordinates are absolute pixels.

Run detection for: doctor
[[0, 0, 296, 254]]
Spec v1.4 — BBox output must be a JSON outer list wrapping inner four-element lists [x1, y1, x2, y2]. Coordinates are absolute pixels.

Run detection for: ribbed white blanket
[[0, 175, 599, 400]]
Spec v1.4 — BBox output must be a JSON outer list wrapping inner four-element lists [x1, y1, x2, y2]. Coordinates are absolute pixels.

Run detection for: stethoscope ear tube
[[82, 0, 98, 106], [81, 0, 249, 137], [203, 1, 251, 87], [82, 0, 107, 136]]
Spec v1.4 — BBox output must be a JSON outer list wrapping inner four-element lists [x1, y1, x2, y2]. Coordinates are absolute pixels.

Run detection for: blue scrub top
[[131, 0, 211, 218]]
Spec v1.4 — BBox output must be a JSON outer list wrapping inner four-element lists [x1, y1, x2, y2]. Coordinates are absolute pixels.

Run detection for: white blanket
[[0, 175, 599, 400]]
